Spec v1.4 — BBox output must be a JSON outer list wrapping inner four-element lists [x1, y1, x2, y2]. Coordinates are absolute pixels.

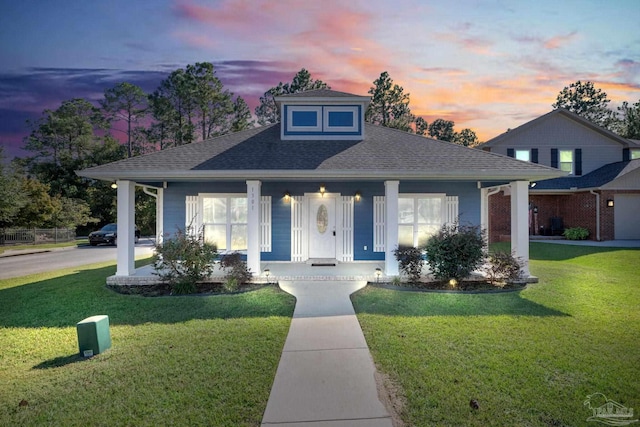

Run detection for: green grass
[[0, 259, 295, 426], [0, 239, 88, 254], [353, 243, 640, 426]]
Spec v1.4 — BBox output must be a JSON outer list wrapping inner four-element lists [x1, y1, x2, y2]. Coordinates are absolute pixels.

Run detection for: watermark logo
[[584, 393, 638, 426]]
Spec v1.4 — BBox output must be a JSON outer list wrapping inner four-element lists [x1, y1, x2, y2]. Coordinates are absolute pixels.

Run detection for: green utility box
[[77, 315, 111, 357]]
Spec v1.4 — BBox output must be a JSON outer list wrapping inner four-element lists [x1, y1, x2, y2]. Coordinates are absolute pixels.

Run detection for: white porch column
[[480, 187, 489, 234], [246, 180, 261, 276], [156, 187, 164, 244], [116, 180, 136, 276], [385, 180, 400, 276], [510, 180, 530, 277]]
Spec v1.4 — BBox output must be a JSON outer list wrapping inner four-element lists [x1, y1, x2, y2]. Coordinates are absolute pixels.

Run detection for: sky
[[1, 0, 639, 160]]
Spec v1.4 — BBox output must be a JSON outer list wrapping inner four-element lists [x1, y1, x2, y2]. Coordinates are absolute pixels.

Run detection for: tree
[[415, 117, 428, 135], [13, 177, 58, 228], [255, 68, 330, 125], [48, 197, 97, 229], [149, 62, 240, 146], [552, 81, 614, 128], [0, 147, 27, 227], [365, 71, 415, 132], [230, 96, 254, 132], [616, 100, 640, 139], [453, 128, 479, 147], [101, 82, 148, 158], [428, 119, 455, 141]]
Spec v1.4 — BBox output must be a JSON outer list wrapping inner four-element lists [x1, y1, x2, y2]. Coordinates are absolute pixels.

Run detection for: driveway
[[0, 239, 156, 280]]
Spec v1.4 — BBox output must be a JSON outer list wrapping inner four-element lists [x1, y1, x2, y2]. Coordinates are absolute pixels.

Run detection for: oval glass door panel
[[316, 204, 328, 234]]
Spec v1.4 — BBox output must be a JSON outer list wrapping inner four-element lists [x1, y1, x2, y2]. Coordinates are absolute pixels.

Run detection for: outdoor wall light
[[354, 191, 362, 202], [607, 199, 614, 207], [319, 184, 326, 196], [110, 182, 118, 189], [284, 191, 291, 202], [530, 182, 537, 188]]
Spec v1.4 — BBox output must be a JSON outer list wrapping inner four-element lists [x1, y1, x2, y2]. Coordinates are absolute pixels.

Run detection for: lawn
[[352, 243, 640, 426], [0, 259, 295, 426]]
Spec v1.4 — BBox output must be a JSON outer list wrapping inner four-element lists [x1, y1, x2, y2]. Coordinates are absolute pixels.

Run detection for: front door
[[309, 196, 336, 259]]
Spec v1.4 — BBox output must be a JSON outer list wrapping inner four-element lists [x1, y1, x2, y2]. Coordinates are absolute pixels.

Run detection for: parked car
[[88, 223, 140, 246]]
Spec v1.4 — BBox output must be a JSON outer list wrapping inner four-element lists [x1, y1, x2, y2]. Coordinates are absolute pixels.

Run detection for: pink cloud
[[543, 31, 578, 49]]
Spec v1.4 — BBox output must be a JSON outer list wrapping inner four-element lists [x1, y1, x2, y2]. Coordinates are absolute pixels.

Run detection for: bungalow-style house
[[480, 109, 640, 241], [78, 89, 563, 281]]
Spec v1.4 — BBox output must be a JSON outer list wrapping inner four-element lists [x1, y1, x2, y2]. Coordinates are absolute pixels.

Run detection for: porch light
[[319, 184, 326, 196], [284, 191, 291, 202], [375, 268, 382, 283], [110, 182, 118, 189], [354, 191, 362, 202], [530, 182, 537, 188], [607, 199, 614, 207]]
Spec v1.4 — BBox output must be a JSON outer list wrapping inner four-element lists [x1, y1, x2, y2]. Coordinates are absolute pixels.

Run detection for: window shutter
[[338, 196, 354, 262], [623, 148, 630, 161], [185, 196, 199, 236], [531, 148, 539, 164], [291, 196, 304, 262], [373, 196, 385, 252], [260, 196, 271, 252], [445, 196, 459, 225], [551, 148, 558, 168], [575, 148, 582, 176], [507, 148, 514, 158]]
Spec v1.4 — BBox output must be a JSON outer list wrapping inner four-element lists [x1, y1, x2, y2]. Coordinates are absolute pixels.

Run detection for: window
[[515, 149, 530, 162], [398, 195, 444, 247], [631, 149, 640, 160], [559, 150, 573, 174], [202, 195, 247, 251]]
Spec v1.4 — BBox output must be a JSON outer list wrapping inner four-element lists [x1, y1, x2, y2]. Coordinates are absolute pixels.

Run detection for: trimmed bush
[[393, 246, 424, 283], [220, 252, 252, 289], [563, 227, 589, 240], [153, 226, 218, 294], [423, 223, 486, 282], [482, 251, 523, 287]]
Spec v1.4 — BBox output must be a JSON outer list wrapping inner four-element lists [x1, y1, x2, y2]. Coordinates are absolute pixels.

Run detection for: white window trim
[[398, 193, 447, 247], [199, 193, 247, 252], [287, 106, 322, 133], [323, 106, 359, 133], [559, 149, 574, 175]]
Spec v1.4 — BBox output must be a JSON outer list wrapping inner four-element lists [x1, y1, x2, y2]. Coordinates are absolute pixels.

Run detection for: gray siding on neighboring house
[[490, 114, 623, 175]]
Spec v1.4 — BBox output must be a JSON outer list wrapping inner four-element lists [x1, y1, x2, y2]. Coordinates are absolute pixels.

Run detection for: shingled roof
[[533, 159, 640, 191], [78, 123, 565, 182]]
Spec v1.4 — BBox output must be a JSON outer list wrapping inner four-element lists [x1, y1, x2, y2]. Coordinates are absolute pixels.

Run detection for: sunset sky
[[1, 0, 639, 159]]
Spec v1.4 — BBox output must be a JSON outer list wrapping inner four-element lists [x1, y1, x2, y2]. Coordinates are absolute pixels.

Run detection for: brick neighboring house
[[479, 109, 640, 242]]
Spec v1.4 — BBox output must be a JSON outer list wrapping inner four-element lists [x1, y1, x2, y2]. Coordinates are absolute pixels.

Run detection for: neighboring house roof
[[532, 159, 640, 191], [276, 88, 364, 98], [78, 122, 564, 182], [479, 109, 633, 149]]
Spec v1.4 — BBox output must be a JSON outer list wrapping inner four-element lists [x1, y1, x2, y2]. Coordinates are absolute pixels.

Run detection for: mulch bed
[[370, 279, 527, 293], [106, 282, 272, 297]]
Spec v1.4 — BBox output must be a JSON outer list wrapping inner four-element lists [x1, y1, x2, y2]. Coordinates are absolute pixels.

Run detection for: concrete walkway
[[261, 281, 393, 427]]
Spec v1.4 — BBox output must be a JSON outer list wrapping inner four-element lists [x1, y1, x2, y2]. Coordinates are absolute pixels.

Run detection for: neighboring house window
[[559, 150, 573, 174], [202, 195, 247, 251], [515, 149, 530, 162], [631, 149, 640, 160], [398, 195, 444, 247]]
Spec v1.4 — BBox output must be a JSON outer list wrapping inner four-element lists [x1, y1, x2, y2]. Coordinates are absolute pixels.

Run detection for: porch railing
[[0, 228, 76, 245]]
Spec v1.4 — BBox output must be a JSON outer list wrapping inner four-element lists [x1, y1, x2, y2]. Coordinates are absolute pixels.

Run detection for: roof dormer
[[275, 89, 370, 140]]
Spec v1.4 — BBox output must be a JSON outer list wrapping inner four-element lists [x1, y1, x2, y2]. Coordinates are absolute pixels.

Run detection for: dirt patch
[[375, 368, 406, 427]]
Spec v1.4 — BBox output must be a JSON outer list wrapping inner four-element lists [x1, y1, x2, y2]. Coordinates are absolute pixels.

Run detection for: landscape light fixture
[[264, 269, 271, 284], [110, 183, 118, 189], [375, 268, 382, 283]]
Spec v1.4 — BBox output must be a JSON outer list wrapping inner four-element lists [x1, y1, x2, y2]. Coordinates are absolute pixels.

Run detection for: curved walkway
[[261, 281, 393, 427]]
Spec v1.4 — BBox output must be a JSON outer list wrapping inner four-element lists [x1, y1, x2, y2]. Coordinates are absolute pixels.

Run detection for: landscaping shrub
[[153, 226, 218, 294], [563, 226, 589, 240], [393, 246, 424, 283], [423, 223, 486, 281], [482, 251, 523, 287], [220, 252, 252, 290]]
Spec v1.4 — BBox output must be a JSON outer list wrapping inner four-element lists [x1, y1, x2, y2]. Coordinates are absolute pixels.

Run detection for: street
[[0, 239, 156, 280]]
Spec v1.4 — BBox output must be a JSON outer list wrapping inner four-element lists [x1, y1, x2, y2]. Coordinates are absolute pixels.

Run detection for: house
[[78, 89, 563, 281], [480, 109, 640, 241]]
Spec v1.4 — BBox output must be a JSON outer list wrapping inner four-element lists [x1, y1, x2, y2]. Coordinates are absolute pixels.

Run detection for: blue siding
[[292, 111, 318, 127], [162, 180, 482, 262]]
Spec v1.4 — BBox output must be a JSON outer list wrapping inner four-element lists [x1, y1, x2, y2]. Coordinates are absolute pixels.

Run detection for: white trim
[[199, 193, 247, 251], [510, 181, 530, 277], [445, 196, 459, 225], [287, 106, 322, 133], [116, 180, 135, 276], [246, 180, 261, 275], [338, 196, 354, 262], [291, 196, 305, 262], [185, 195, 199, 235], [385, 181, 400, 276], [323, 106, 360, 133]]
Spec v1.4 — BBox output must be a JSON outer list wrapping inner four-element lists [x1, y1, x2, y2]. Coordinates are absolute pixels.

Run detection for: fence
[[0, 228, 76, 245]]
